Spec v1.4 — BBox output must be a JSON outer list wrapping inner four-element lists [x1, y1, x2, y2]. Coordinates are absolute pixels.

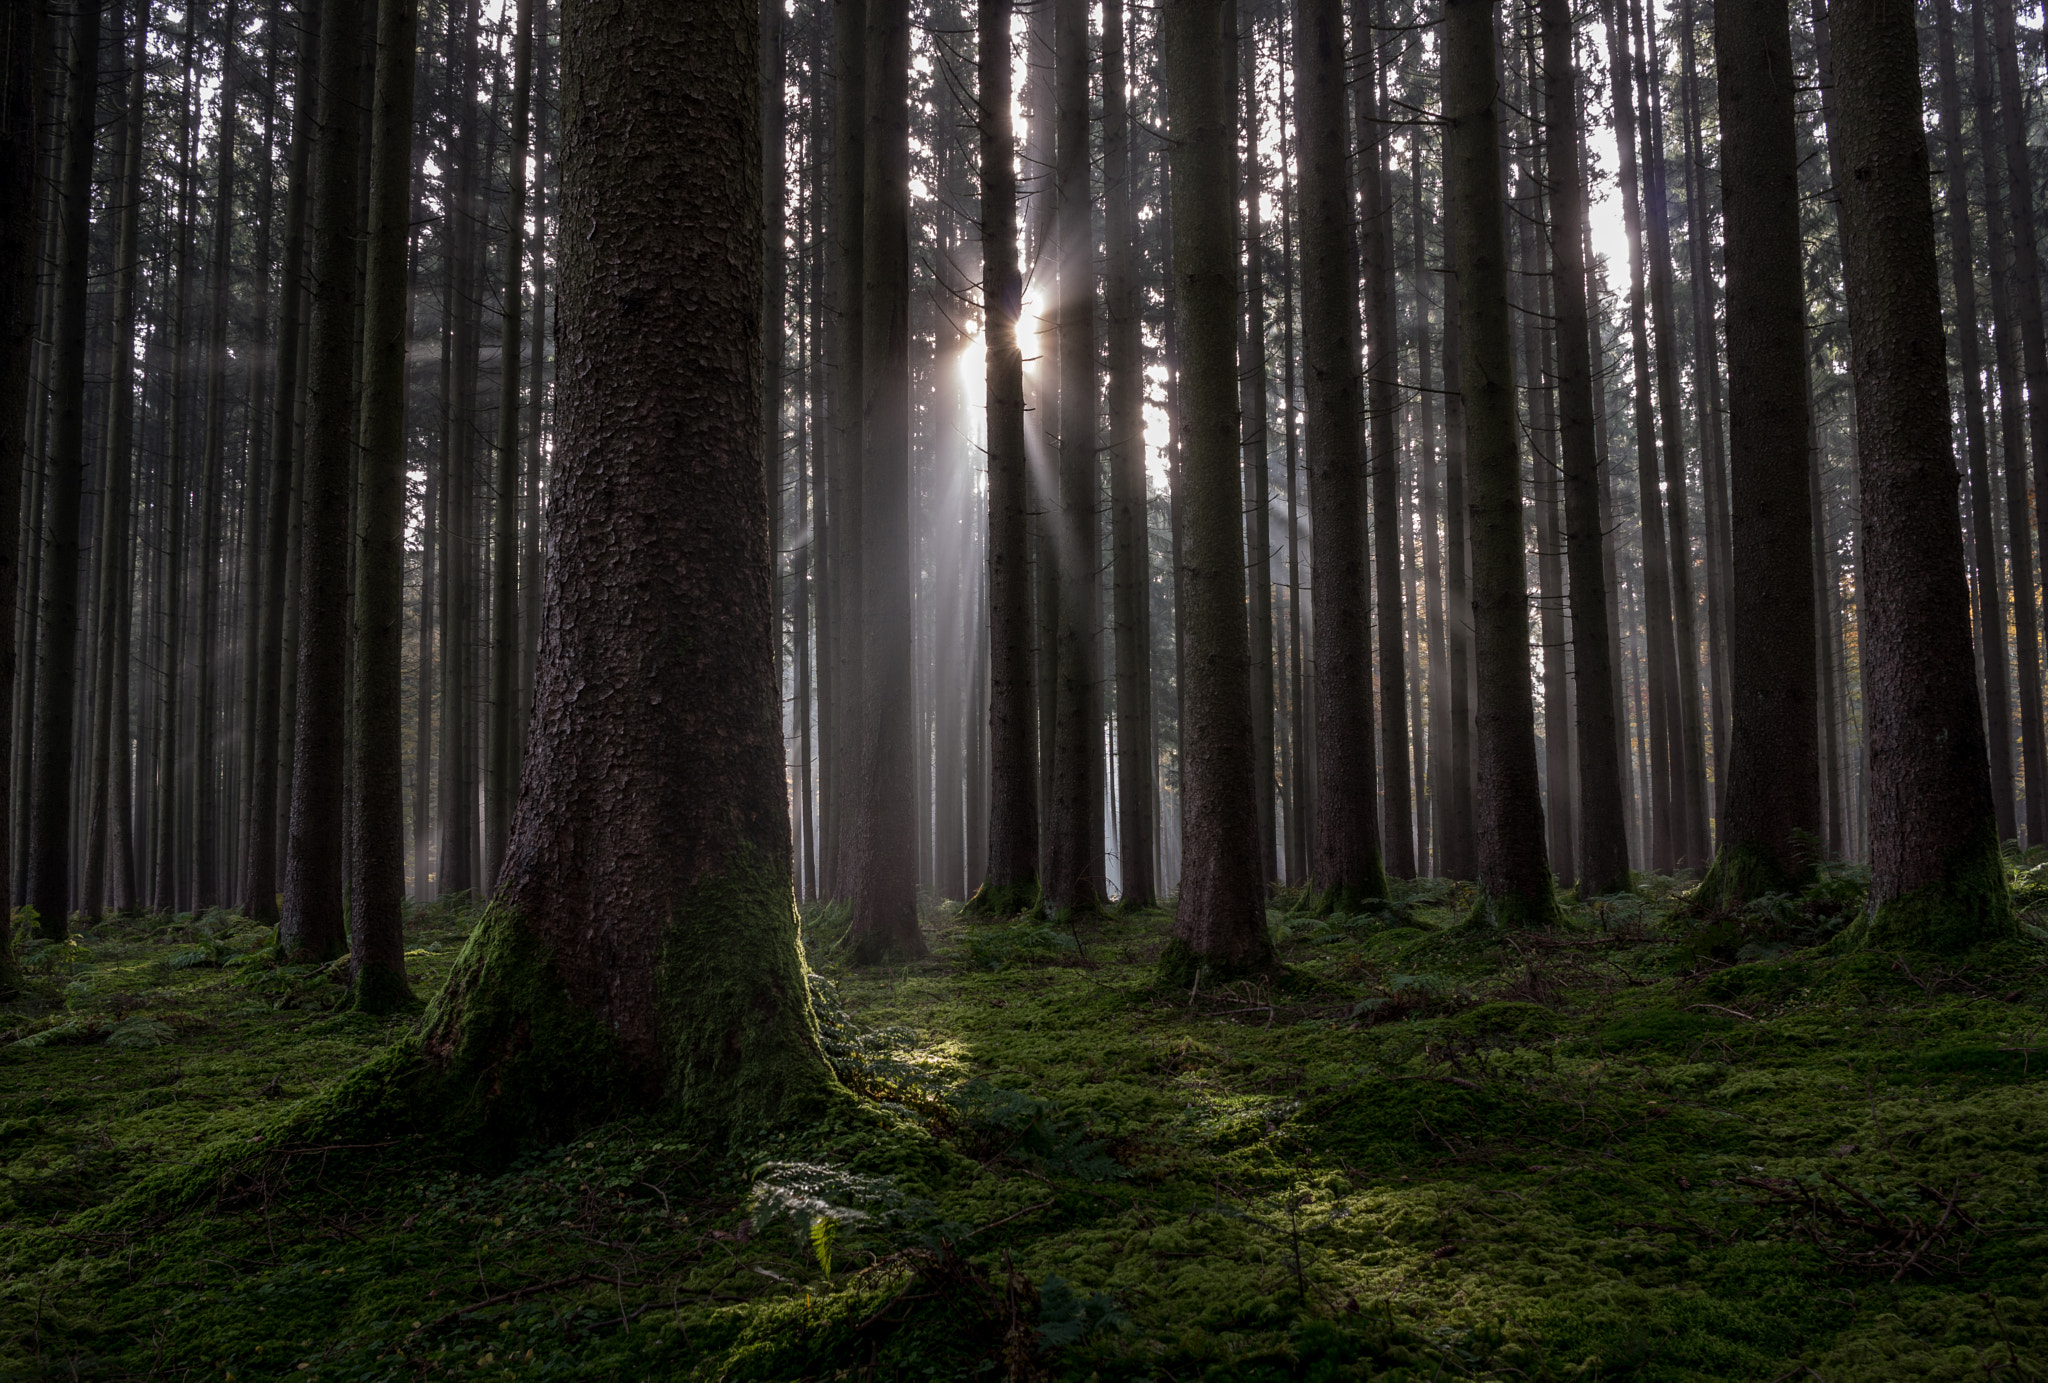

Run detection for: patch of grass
[[2, 875, 2047, 1380]]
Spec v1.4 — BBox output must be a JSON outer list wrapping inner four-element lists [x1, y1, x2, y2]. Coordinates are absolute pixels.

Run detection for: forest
[[0, 0, 2045, 1373]]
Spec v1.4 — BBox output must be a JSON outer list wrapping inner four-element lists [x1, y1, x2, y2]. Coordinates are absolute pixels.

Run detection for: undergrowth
[[0, 868, 2043, 1380]]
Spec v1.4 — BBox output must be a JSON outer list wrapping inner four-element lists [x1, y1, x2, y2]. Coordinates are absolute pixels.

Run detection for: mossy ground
[[2, 867, 2046, 1380]]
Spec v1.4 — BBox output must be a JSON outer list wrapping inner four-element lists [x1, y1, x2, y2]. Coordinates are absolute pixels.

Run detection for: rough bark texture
[[1539, 0, 1627, 897], [1104, 0, 1152, 908], [1240, 15, 1276, 890], [1162, 0, 1273, 982], [1444, 0, 1556, 929], [282, 0, 365, 962], [1293, 0, 1385, 912], [1043, 0, 1100, 916], [845, 0, 926, 961], [410, 0, 840, 1141], [1830, 0, 2012, 951], [347, 0, 419, 1013], [1699, 0, 1820, 903]]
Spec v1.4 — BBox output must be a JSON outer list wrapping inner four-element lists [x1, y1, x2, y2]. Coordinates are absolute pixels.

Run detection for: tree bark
[[1161, 0, 1273, 980], [1105, 0, 1152, 907], [345, 0, 418, 1011], [1831, 0, 2012, 950], [1445, 0, 1556, 928], [84, 0, 151, 923], [1239, 11, 1277, 888], [1599, 0, 1681, 874], [486, 0, 535, 886], [1974, 1, 2047, 848], [1697, 0, 1820, 902], [844, 0, 925, 961], [1293, 0, 1385, 911], [281, 0, 366, 960], [1539, 0, 1627, 896], [417, 0, 838, 1141], [1042, 0, 1100, 916], [26, 0, 103, 937]]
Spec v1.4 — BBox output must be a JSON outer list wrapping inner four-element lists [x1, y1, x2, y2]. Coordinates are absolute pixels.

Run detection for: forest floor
[[0, 869, 2045, 1382]]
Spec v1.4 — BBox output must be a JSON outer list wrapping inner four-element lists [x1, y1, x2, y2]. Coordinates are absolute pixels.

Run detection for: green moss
[[653, 845, 846, 1135], [1843, 822, 2016, 954], [1460, 874, 1564, 931], [1697, 836, 1813, 908], [1310, 874, 1389, 918], [344, 959, 418, 1015], [962, 877, 1042, 919], [1154, 932, 1278, 989]]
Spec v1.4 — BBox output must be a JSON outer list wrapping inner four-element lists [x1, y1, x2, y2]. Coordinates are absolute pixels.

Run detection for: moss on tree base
[[1310, 879, 1388, 919], [343, 960, 418, 1016], [961, 879, 1041, 920], [1154, 934, 1279, 990], [1842, 826, 2016, 954], [1460, 880, 1563, 932], [1697, 838, 1814, 910]]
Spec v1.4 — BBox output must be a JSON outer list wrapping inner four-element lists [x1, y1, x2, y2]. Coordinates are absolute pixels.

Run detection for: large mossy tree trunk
[[1830, 0, 2012, 952], [1160, 0, 1274, 983], [347, 0, 419, 1014], [1697, 0, 1820, 905], [1444, 0, 1557, 931], [1538, 0, 1628, 898], [416, 0, 842, 1140], [969, 0, 1040, 918], [1293, 0, 1385, 915]]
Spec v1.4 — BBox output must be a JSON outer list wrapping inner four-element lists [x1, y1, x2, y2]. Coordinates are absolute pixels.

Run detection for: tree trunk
[[1697, 0, 1820, 902], [0, 0, 40, 985], [1239, 12, 1277, 889], [25, 0, 103, 937], [1831, 0, 2011, 950], [345, 0, 418, 1011], [1104, 0, 1152, 908], [1041, 0, 1100, 916], [1539, 0, 1627, 895], [1445, 0, 1556, 929], [844, 0, 925, 961], [1975, 1, 2047, 848], [84, 0, 150, 923], [1354, 0, 1410, 882], [415, 0, 838, 1142], [825, 0, 866, 900], [1161, 0, 1273, 980], [1631, 0, 1708, 869], [972, 0, 1038, 915], [1293, 0, 1385, 912], [486, 0, 535, 886], [281, 0, 366, 961]]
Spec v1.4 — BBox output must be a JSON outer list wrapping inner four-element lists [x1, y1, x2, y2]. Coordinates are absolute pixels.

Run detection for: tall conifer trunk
[[1162, 0, 1273, 979], [1700, 0, 1820, 902], [1293, 0, 1385, 911], [25, 0, 103, 937], [0, 0, 39, 984], [1540, 0, 1627, 895], [1831, 0, 2012, 950], [1444, 0, 1556, 929], [281, 0, 366, 960]]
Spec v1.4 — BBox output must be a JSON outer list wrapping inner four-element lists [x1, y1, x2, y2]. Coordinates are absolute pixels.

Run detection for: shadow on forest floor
[[1, 867, 2047, 1380]]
